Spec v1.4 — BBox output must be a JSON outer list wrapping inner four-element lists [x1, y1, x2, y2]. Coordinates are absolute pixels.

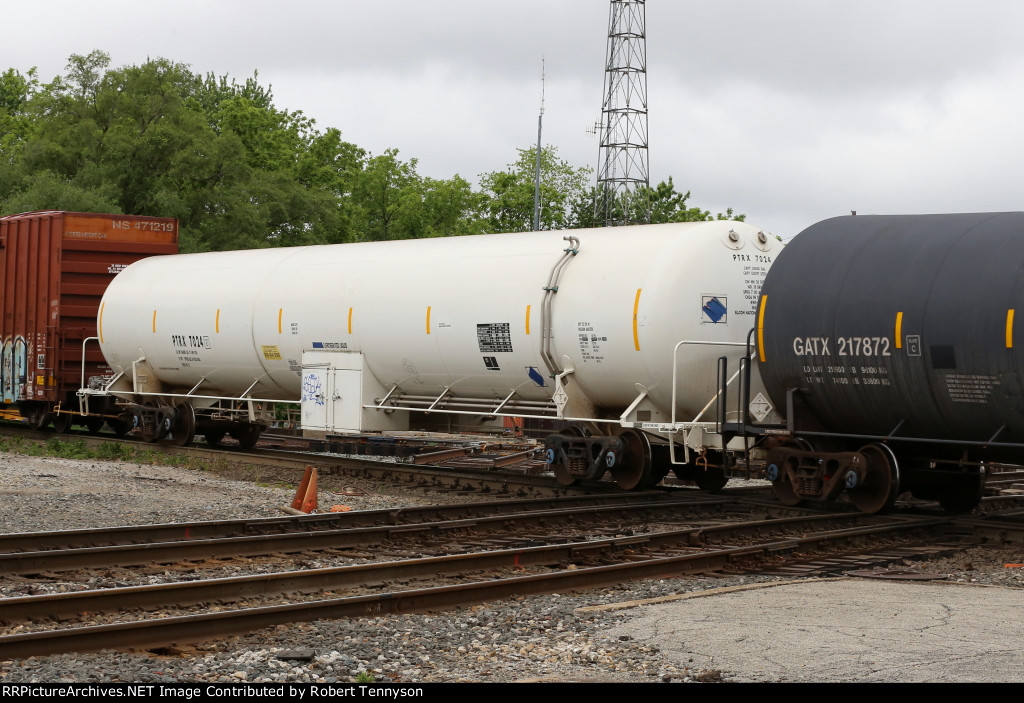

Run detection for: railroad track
[[3, 495, 1014, 660], [0, 491, 703, 551], [3, 425, 1024, 662], [0, 493, 743, 574], [1, 511, 913, 622], [0, 425, 617, 499], [2, 423, 546, 474], [0, 424, 776, 499], [7, 420, 1024, 499]]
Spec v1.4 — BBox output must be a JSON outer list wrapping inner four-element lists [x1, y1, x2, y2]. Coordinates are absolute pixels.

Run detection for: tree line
[[0, 52, 742, 253]]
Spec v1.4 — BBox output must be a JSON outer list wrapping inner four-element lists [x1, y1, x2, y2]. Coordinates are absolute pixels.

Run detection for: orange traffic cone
[[291, 466, 319, 513]]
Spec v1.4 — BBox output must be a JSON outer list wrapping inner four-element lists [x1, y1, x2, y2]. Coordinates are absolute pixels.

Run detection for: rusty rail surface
[[0, 426, 563, 498], [0, 513, 955, 659], [0, 495, 740, 575], [0, 492, 712, 553], [2, 512, 913, 622]]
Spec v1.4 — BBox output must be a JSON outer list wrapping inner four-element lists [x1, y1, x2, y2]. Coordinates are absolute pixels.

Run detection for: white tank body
[[97, 221, 777, 420]]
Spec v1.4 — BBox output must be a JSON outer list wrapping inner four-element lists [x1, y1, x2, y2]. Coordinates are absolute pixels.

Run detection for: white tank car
[[91, 221, 780, 487]]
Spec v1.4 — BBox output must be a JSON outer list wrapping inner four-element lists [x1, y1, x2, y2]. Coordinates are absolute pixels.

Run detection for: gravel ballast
[[0, 450, 1020, 684]]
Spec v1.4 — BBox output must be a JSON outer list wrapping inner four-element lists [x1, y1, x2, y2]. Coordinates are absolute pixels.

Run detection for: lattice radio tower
[[594, 0, 650, 226]]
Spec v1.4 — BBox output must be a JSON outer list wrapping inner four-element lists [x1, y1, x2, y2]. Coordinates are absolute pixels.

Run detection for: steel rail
[[0, 512, 909, 623], [0, 424, 594, 498], [0, 514, 951, 660], [0, 496, 738, 575], [0, 492, 708, 553]]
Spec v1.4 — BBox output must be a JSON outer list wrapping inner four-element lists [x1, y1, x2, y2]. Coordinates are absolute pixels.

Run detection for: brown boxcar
[[0, 211, 178, 431]]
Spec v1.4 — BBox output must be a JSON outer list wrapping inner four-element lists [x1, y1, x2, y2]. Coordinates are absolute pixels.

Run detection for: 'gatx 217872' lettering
[[792, 336, 891, 357]]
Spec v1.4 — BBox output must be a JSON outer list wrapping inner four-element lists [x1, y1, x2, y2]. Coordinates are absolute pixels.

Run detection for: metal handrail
[[670, 339, 748, 426]]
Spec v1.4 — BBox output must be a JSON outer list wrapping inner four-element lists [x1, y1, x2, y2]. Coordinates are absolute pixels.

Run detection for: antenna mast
[[594, 0, 650, 226], [533, 58, 545, 231]]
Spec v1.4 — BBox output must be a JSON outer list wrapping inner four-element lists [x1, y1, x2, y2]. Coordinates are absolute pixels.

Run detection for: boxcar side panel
[[0, 211, 178, 415]]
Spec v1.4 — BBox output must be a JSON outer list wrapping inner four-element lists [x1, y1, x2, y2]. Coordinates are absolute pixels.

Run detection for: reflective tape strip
[[757, 296, 767, 363], [525, 304, 531, 335], [98, 303, 105, 344], [278, 308, 283, 334], [215, 309, 220, 334], [894, 311, 903, 350], [152, 310, 157, 333], [426, 306, 432, 335], [348, 307, 353, 334], [632, 289, 642, 351], [1008, 309, 1015, 349]]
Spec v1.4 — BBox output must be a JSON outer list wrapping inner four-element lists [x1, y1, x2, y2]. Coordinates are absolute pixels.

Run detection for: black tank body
[[757, 212, 1024, 444]]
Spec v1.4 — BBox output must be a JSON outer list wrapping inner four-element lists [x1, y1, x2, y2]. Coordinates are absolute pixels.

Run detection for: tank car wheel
[[85, 417, 105, 435], [769, 439, 808, 506], [648, 464, 671, 487], [671, 464, 695, 482], [204, 430, 226, 447], [772, 477, 803, 506], [938, 490, 981, 515], [553, 460, 580, 487], [849, 444, 900, 514], [26, 407, 51, 431], [937, 471, 985, 514], [690, 450, 728, 492], [138, 401, 171, 443], [610, 429, 653, 491], [910, 487, 939, 501], [51, 413, 72, 434], [231, 425, 262, 451], [648, 444, 677, 485], [562, 425, 590, 438], [551, 424, 590, 485], [695, 466, 728, 492], [169, 403, 196, 447]]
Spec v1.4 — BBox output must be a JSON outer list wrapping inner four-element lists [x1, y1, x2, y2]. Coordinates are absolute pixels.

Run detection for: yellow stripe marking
[[98, 303, 105, 344], [894, 311, 903, 350], [632, 289, 643, 351], [757, 296, 768, 363], [215, 309, 221, 334], [426, 306, 432, 334], [1008, 309, 1015, 349], [152, 310, 157, 333], [348, 307, 353, 334], [277, 308, 283, 334], [525, 305, 532, 335]]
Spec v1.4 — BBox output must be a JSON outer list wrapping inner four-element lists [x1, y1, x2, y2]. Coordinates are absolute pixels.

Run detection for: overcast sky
[[6, 1, 1024, 238]]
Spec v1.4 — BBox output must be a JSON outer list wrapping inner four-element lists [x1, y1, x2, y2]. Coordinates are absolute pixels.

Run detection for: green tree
[[349, 149, 421, 241], [645, 177, 745, 223], [479, 145, 592, 232], [418, 174, 487, 237], [0, 52, 358, 252], [0, 52, 749, 249], [348, 150, 486, 241], [294, 127, 366, 243], [0, 67, 39, 154], [570, 176, 745, 228], [0, 67, 41, 200]]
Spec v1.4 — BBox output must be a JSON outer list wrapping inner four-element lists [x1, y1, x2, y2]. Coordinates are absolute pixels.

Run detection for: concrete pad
[[598, 577, 1024, 682]]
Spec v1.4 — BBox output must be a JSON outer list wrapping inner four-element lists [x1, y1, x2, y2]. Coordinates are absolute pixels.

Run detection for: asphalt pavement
[[586, 576, 1024, 683]]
